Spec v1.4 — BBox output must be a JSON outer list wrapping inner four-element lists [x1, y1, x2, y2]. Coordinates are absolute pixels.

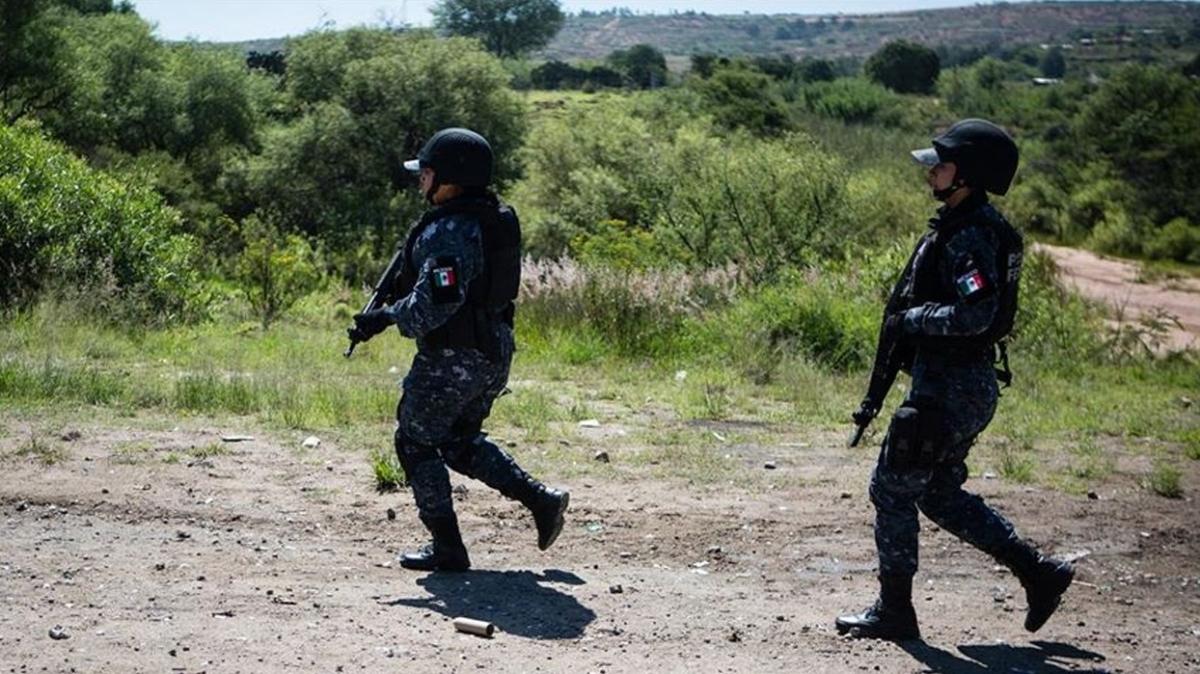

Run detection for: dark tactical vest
[[903, 194, 1024, 363], [395, 195, 521, 359]]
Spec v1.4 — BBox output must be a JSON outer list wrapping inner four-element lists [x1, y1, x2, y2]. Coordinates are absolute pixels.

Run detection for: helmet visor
[[910, 147, 941, 167], [403, 159, 422, 173]]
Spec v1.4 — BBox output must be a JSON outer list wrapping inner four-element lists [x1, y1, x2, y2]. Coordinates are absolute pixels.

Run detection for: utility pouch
[[883, 400, 945, 470]]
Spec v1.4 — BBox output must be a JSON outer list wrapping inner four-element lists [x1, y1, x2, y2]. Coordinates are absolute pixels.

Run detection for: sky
[[131, 0, 1008, 42]]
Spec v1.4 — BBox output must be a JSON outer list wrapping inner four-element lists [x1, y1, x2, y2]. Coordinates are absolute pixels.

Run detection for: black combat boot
[[506, 479, 569, 551], [995, 541, 1074, 632], [399, 515, 471, 572], [835, 574, 921, 640]]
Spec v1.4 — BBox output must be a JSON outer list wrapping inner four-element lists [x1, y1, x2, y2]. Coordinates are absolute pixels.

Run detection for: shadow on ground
[[900, 640, 1110, 673], [382, 568, 595, 640]]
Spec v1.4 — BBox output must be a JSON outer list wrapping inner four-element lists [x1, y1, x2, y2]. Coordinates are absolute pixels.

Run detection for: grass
[[371, 446, 405, 492], [1147, 460, 1183, 498], [0, 290, 1196, 495], [13, 432, 69, 465]]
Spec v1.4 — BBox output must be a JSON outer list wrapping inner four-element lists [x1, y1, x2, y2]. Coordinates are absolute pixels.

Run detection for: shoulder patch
[[955, 269, 988, 299], [429, 256, 461, 304]]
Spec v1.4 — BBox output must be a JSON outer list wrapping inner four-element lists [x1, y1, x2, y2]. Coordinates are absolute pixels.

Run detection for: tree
[[1040, 46, 1066, 79], [864, 40, 940, 94], [608, 44, 667, 89], [1185, 53, 1200, 79], [0, 0, 74, 123], [799, 58, 837, 83], [432, 0, 564, 58]]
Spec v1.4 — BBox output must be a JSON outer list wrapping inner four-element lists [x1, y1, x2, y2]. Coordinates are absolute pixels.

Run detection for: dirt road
[[1037, 244, 1200, 352], [2, 419, 1197, 673]]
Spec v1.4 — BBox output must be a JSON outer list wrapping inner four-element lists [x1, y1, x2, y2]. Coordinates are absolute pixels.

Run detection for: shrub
[[864, 40, 940, 94], [235, 212, 323, 329], [0, 121, 204, 320]]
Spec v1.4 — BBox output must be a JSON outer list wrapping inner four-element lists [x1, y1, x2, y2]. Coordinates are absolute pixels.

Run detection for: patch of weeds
[[1146, 461, 1183, 498], [112, 441, 154, 465], [1180, 428, 1200, 461], [162, 452, 181, 464], [15, 433, 68, 465], [371, 447, 406, 492], [174, 373, 261, 415], [996, 439, 1037, 484], [676, 377, 734, 421], [626, 442, 735, 484], [189, 442, 230, 460], [494, 387, 567, 442], [567, 397, 596, 422], [300, 486, 336, 504]]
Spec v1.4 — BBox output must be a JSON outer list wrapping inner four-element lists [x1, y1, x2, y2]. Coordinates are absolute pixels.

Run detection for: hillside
[[540, 1, 1200, 61]]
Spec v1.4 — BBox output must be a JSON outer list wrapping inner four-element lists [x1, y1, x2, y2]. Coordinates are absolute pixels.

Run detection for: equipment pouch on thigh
[[884, 403, 943, 470]]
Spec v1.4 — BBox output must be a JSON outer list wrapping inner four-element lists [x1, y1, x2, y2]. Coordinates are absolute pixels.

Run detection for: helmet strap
[[934, 177, 968, 202]]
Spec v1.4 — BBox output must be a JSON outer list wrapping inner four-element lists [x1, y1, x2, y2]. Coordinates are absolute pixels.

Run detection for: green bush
[[234, 212, 323, 329], [0, 122, 205, 319]]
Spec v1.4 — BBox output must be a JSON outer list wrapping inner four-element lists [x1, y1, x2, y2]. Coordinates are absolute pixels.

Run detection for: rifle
[[344, 246, 405, 358], [848, 239, 929, 447]]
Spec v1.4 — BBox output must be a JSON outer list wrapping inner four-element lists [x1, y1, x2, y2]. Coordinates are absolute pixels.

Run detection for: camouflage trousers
[[870, 356, 1019, 578], [395, 328, 531, 521]]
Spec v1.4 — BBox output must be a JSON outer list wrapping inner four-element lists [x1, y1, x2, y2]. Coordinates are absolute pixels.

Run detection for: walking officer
[[836, 119, 1074, 639], [348, 128, 569, 571]]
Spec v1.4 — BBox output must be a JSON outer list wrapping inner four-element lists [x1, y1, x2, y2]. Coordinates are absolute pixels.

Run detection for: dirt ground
[[1037, 244, 1200, 352], [2, 418, 1198, 674]]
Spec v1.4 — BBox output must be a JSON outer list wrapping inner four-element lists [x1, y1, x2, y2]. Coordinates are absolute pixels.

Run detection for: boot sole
[[399, 559, 471, 572], [835, 621, 921, 641], [1025, 564, 1075, 632], [538, 491, 570, 551]]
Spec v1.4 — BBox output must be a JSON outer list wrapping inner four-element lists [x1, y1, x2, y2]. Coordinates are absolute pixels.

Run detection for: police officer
[[348, 128, 569, 571], [836, 119, 1074, 639]]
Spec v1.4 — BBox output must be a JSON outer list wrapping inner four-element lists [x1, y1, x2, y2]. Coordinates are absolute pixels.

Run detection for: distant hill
[[208, 1, 1200, 63]]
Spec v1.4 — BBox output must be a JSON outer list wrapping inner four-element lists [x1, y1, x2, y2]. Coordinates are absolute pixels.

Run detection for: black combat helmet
[[404, 128, 494, 187], [910, 119, 1019, 195]]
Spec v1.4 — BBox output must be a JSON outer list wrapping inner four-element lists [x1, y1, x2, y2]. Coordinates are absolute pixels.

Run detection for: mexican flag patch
[[433, 266, 457, 289], [956, 270, 987, 297]]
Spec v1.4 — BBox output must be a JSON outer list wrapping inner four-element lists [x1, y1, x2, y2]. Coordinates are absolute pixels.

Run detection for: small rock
[[674, 370, 688, 382], [618, 551, 634, 559], [388, 366, 400, 375], [301, 436, 320, 449], [16, 501, 28, 512], [175, 531, 191, 540], [840, 491, 852, 499], [505, 440, 517, 448], [764, 461, 777, 470], [707, 545, 723, 555], [154, 562, 166, 571], [1087, 491, 1099, 500], [386, 508, 396, 521], [983, 472, 998, 480], [727, 628, 742, 643], [220, 435, 254, 443], [609, 584, 623, 594], [593, 451, 610, 463], [1181, 397, 1194, 408], [452, 484, 469, 496], [578, 419, 601, 428], [48, 625, 68, 640], [59, 430, 82, 442]]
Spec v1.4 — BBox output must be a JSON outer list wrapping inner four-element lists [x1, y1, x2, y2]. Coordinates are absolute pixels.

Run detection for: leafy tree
[[234, 31, 527, 260], [531, 59, 584, 89], [864, 40, 940, 94], [432, 0, 564, 58], [608, 44, 667, 89], [1185, 53, 1200, 79], [0, 0, 74, 123], [1040, 46, 1066, 79], [697, 66, 790, 136], [1073, 64, 1200, 226], [799, 58, 837, 83]]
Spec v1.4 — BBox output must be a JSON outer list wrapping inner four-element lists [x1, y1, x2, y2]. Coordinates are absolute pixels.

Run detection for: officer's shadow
[[381, 568, 596, 640], [900, 639, 1109, 674]]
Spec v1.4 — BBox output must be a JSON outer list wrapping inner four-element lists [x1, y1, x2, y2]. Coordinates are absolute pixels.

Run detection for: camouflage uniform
[[870, 193, 1020, 578], [383, 207, 531, 522]]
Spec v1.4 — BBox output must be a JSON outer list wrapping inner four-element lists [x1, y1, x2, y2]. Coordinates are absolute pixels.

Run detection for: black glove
[[347, 308, 393, 344], [852, 400, 878, 427], [884, 311, 905, 333]]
